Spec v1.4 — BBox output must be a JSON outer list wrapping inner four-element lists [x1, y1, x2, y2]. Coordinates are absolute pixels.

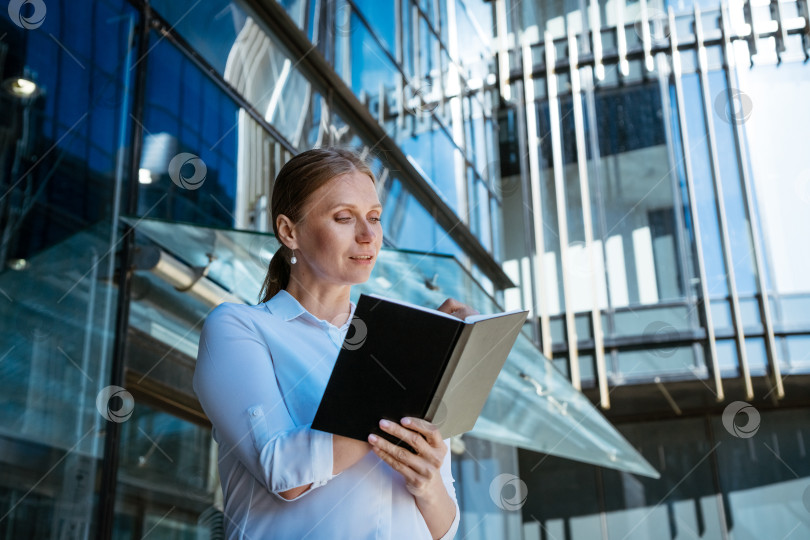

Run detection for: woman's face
[[286, 169, 383, 286]]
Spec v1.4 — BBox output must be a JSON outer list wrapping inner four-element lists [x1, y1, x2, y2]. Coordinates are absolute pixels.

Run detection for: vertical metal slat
[[522, 40, 554, 359], [545, 30, 581, 388], [669, 7, 725, 402], [695, 4, 753, 400], [720, 3, 785, 399], [568, 27, 609, 407]]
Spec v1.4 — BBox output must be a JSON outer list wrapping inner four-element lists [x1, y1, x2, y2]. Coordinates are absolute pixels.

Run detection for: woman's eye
[[335, 216, 352, 222], [369, 217, 381, 223]]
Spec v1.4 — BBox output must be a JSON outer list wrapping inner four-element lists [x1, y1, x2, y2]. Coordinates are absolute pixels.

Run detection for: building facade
[[499, 0, 810, 538], [0, 0, 808, 539]]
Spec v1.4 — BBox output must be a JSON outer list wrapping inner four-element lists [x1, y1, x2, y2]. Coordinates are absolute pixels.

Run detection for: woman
[[193, 147, 478, 539]]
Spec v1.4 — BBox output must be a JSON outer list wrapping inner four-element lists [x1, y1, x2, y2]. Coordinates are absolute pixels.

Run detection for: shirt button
[[251, 409, 260, 417]]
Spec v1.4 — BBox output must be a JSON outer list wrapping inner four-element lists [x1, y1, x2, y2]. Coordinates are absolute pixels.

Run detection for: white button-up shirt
[[193, 289, 460, 539]]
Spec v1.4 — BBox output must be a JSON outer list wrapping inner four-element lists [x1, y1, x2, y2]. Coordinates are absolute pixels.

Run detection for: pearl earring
[[290, 250, 297, 265]]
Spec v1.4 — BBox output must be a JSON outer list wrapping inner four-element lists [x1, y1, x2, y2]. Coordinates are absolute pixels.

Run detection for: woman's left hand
[[368, 417, 447, 500], [436, 297, 480, 321]]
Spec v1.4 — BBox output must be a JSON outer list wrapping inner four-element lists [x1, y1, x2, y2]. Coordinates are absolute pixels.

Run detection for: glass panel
[[592, 82, 686, 314], [681, 73, 729, 297], [123, 217, 658, 478], [352, 0, 396, 54], [735, 62, 810, 307], [602, 418, 726, 540], [138, 34, 238, 228], [0, 0, 138, 531], [149, 0, 321, 150], [778, 293, 810, 328], [149, 0, 242, 74], [399, 119, 463, 213], [346, 12, 399, 109], [707, 70, 757, 296], [114, 403, 216, 533], [712, 408, 810, 539], [738, 296, 761, 328], [615, 345, 704, 381], [716, 338, 739, 375], [579, 352, 595, 384], [612, 303, 694, 336], [535, 101, 565, 319], [785, 334, 810, 371], [453, 437, 523, 540], [518, 453, 603, 540], [745, 337, 768, 375]]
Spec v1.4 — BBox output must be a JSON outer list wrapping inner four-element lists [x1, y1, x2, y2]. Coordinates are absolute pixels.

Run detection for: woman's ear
[[276, 214, 297, 250]]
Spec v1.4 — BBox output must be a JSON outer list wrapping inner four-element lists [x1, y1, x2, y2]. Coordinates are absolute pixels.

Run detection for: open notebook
[[311, 293, 529, 450]]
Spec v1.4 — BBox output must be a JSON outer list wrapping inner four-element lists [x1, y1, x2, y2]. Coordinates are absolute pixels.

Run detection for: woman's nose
[[356, 220, 377, 241]]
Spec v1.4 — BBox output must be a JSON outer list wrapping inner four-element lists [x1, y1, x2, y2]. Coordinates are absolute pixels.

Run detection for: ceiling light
[[5, 78, 38, 97]]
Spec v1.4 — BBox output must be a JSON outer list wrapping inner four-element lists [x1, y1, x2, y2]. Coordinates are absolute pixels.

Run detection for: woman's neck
[[284, 283, 352, 327]]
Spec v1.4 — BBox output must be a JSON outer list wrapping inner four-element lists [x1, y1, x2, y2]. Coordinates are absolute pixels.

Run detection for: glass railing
[[123, 215, 659, 478]]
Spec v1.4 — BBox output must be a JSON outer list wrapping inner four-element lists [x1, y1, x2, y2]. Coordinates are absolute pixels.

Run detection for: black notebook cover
[[311, 293, 527, 453]]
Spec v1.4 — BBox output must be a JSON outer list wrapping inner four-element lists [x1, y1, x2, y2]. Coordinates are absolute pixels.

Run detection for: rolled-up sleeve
[[193, 303, 337, 500], [438, 438, 460, 540]]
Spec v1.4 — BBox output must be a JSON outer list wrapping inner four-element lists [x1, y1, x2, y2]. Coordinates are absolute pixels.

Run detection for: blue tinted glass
[[681, 73, 729, 296], [149, 0, 242, 75], [399, 122, 462, 214], [0, 0, 138, 531], [707, 70, 757, 295], [349, 13, 399, 103], [352, 0, 395, 53], [139, 34, 237, 227]]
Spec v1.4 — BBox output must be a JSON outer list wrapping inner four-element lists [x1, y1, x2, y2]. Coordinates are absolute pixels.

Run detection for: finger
[[436, 298, 464, 314], [369, 434, 430, 477], [400, 417, 444, 446], [451, 307, 478, 320], [379, 419, 432, 456]]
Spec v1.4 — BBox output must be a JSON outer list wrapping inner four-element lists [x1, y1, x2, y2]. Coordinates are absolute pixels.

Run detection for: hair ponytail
[[258, 244, 293, 302]]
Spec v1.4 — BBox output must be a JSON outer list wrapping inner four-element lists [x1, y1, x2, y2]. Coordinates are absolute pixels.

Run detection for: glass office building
[[0, 0, 807, 539]]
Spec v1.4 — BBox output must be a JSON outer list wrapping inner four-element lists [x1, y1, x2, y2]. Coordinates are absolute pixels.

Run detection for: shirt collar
[[266, 289, 357, 329]]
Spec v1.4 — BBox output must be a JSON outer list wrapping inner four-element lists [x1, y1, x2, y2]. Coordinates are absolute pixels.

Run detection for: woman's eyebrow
[[329, 202, 383, 210]]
